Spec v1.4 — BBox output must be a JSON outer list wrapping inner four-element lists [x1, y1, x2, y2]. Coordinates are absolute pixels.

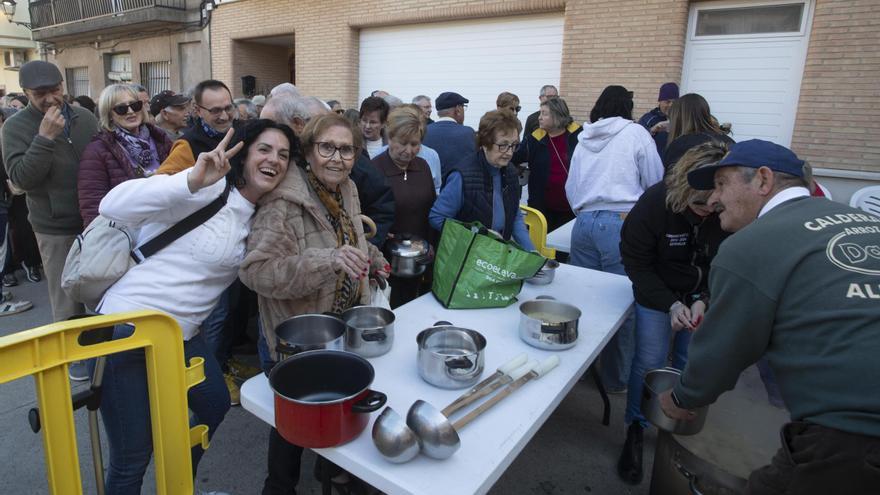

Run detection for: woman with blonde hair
[[372, 105, 436, 306], [616, 140, 731, 484], [663, 93, 734, 171], [78, 83, 173, 226], [512, 96, 581, 231], [496, 91, 521, 116]]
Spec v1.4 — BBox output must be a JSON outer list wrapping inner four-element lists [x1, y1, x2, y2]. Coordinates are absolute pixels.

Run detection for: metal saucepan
[[518, 296, 580, 350], [526, 259, 560, 285], [642, 367, 708, 436], [386, 234, 431, 278], [269, 350, 386, 448], [339, 305, 394, 358], [416, 322, 486, 389], [274, 313, 346, 360]]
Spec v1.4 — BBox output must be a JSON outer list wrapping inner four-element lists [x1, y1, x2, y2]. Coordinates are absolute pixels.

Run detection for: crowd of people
[[2, 57, 878, 495]]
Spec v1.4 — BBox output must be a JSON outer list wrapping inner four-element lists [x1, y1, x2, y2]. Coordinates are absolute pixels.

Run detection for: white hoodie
[[564, 117, 663, 213]]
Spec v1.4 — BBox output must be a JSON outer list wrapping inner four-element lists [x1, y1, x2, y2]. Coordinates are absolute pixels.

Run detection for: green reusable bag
[[432, 220, 547, 309]]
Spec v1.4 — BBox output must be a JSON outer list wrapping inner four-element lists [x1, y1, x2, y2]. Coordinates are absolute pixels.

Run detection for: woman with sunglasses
[[615, 141, 731, 485], [78, 83, 173, 226], [429, 110, 534, 250]]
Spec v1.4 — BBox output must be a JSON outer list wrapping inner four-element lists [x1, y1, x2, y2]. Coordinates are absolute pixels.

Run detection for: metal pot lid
[[388, 235, 429, 258]]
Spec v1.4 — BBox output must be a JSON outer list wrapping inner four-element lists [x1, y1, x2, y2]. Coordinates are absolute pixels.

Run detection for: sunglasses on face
[[334, 109, 345, 115], [112, 100, 144, 116]]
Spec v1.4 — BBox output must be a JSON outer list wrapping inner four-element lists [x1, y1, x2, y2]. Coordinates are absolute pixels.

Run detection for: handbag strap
[[130, 181, 233, 263]]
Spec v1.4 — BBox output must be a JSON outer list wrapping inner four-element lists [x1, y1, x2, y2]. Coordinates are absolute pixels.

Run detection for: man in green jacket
[[659, 140, 880, 494], [2, 61, 98, 338]]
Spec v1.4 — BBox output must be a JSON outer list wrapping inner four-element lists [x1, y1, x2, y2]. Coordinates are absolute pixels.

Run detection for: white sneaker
[[0, 298, 32, 317], [196, 490, 231, 495]]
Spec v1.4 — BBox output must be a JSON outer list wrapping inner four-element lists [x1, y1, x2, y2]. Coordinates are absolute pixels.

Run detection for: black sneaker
[[617, 422, 644, 485], [23, 263, 41, 283], [2, 273, 17, 287]]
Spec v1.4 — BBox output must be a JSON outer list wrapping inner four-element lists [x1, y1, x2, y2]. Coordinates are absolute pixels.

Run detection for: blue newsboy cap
[[435, 92, 469, 111], [687, 139, 806, 190]]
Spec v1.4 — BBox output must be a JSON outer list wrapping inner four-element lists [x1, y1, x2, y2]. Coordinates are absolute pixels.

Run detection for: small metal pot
[[340, 306, 395, 358], [518, 296, 580, 350], [526, 259, 560, 285], [642, 367, 708, 436], [274, 314, 346, 360], [416, 322, 486, 389], [386, 234, 431, 278]]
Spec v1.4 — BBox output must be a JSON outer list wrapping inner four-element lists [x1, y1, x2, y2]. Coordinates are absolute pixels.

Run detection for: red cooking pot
[[269, 350, 387, 448]]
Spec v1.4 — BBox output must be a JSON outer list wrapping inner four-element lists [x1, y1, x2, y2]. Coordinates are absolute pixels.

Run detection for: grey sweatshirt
[[2, 103, 98, 234], [674, 196, 880, 437]]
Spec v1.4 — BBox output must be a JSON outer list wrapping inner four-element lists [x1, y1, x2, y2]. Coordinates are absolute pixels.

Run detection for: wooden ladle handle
[[360, 214, 377, 239]]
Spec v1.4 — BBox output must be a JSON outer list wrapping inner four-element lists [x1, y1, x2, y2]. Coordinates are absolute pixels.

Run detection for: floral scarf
[[306, 167, 361, 312], [114, 125, 159, 177]]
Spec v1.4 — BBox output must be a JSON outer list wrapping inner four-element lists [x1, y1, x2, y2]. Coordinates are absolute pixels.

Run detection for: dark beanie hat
[[658, 82, 679, 101]]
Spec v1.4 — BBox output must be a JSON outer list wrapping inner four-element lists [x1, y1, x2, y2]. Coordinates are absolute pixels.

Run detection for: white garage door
[[681, 1, 815, 146], [359, 14, 563, 129]]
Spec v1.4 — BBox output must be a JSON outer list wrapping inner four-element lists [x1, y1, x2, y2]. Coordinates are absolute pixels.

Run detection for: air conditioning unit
[[4, 50, 27, 70]]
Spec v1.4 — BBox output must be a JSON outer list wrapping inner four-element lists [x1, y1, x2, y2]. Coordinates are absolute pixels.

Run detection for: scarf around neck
[[114, 125, 159, 177], [306, 167, 361, 312]]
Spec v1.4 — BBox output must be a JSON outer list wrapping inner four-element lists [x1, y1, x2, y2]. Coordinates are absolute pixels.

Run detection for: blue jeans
[[201, 282, 236, 367], [624, 303, 691, 426], [96, 325, 230, 494], [569, 210, 634, 390]]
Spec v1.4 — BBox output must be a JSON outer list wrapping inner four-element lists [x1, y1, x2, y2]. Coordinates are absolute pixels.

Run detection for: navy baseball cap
[[687, 139, 806, 190], [435, 92, 468, 111]]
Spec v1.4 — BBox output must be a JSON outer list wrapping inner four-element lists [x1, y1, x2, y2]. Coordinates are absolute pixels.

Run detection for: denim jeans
[[201, 282, 237, 367], [624, 303, 691, 426], [569, 210, 634, 390], [96, 325, 230, 494]]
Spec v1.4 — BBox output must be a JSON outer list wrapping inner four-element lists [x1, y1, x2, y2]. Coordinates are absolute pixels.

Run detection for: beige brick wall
[[210, 0, 689, 117], [210, 0, 880, 172], [790, 0, 880, 172]]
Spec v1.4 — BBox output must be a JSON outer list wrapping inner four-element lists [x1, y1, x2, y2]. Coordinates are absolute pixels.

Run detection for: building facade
[[0, 7, 38, 95], [208, 0, 879, 196], [30, 0, 212, 98]]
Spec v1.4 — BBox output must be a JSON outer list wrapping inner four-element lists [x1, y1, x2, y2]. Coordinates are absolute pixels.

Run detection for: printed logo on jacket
[[805, 212, 880, 298]]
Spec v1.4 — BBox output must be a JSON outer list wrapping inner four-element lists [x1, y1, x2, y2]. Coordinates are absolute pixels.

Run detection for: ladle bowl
[[371, 406, 420, 463], [406, 400, 461, 459]]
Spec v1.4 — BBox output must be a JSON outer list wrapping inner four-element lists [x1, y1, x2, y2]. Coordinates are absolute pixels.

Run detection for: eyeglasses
[[112, 100, 144, 116], [197, 104, 236, 116], [513, 106, 522, 113], [315, 141, 357, 160], [494, 142, 520, 153], [334, 109, 345, 115]]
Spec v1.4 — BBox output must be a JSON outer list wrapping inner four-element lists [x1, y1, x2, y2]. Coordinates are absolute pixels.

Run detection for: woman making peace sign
[[94, 120, 299, 494]]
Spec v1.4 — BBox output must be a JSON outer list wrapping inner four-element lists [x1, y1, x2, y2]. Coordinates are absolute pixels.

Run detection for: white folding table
[[241, 263, 633, 495], [545, 219, 575, 253]]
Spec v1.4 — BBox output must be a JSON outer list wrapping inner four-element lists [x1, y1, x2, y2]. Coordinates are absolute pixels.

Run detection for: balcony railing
[[29, 0, 186, 30]]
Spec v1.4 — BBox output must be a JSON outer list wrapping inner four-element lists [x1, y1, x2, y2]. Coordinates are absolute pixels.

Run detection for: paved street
[[0, 270, 655, 494]]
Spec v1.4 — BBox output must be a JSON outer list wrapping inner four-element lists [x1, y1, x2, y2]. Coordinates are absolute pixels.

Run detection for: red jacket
[[77, 124, 172, 227]]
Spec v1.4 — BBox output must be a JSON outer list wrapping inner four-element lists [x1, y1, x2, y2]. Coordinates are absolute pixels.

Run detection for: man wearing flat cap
[[2, 61, 98, 330], [658, 140, 880, 494], [422, 91, 476, 176], [150, 89, 191, 140]]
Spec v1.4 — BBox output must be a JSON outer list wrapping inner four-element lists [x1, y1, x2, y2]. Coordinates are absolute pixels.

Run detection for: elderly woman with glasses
[[513, 96, 582, 231], [240, 113, 389, 494], [615, 141, 731, 485], [78, 83, 173, 226], [429, 110, 535, 250]]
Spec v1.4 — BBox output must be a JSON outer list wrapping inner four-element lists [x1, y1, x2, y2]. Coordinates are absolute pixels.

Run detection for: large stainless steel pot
[[340, 306, 394, 358], [518, 296, 580, 350], [642, 367, 707, 436], [649, 366, 789, 494], [274, 314, 346, 360], [386, 235, 431, 278], [416, 322, 486, 389]]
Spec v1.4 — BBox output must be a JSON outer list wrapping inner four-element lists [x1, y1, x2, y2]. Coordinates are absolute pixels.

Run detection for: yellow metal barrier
[[0, 311, 208, 495], [520, 205, 557, 259]]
